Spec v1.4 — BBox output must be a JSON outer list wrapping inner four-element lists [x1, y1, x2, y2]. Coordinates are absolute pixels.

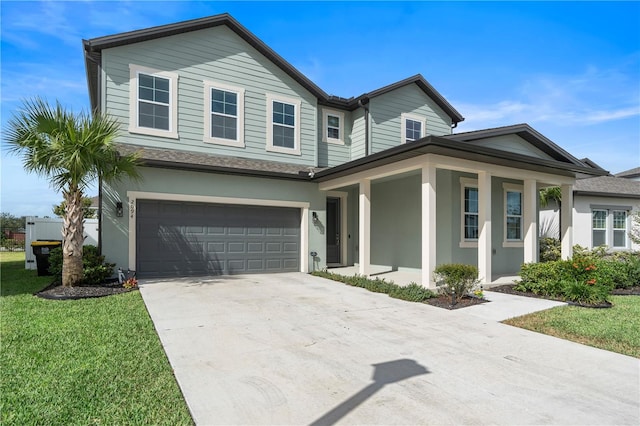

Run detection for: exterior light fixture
[[116, 202, 123, 217]]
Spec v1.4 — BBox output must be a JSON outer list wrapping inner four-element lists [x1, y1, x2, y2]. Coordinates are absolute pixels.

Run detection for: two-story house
[[83, 13, 605, 287]]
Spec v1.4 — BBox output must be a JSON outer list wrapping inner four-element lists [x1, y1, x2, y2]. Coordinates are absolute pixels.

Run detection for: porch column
[[358, 179, 371, 276], [478, 171, 492, 284], [421, 163, 437, 289], [523, 179, 538, 263], [561, 183, 574, 259]]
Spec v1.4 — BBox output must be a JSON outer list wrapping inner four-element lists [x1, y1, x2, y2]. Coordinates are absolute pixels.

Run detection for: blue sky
[[1, 1, 639, 217]]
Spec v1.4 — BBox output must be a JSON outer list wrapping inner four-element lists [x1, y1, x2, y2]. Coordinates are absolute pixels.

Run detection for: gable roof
[[314, 134, 607, 182], [444, 123, 597, 172], [574, 176, 640, 199], [615, 167, 640, 179], [83, 13, 463, 123]]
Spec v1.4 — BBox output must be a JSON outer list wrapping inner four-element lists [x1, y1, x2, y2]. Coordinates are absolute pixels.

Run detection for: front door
[[326, 197, 341, 265]]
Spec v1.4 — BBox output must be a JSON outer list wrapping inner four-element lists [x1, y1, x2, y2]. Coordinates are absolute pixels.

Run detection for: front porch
[[316, 147, 578, 289]]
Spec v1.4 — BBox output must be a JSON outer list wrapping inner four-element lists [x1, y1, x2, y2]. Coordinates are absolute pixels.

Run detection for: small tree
[[540, 186, 562, 239], [6, 98, 140, 286], [630, 209, 640, 245], [53, 197, 96, 219]]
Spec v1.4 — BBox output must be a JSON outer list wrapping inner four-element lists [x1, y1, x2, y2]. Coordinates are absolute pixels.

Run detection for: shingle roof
[[117, 144, 322, 180], [615, 167, 640, 179], [83, 13, 464, 123], [574, 176, 640, 199]]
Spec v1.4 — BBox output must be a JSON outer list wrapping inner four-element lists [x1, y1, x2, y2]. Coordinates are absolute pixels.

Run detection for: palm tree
[[6, 98, 140, 286], [540, 186, 562, 239]]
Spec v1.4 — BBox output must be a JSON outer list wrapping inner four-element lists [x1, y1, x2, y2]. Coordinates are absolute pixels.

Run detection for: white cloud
[[455, 64, 640, 130]]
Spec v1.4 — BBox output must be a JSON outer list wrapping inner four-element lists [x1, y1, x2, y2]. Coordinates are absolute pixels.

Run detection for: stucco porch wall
[[102, 166, 327, 273]]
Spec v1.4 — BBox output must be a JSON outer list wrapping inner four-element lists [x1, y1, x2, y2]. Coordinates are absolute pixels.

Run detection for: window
[[203, 81, 245, 147], [460, 177, 479, 247], [322, 109, 345, 144], [401, 113, 426, 143], [503, 183, 523, 245], [592, 209, 607, 247], [464, 186, 479, 240], [613, 210, 627, 248], [505, 191, 522, 240], [129, 64, 178, 138], [592, 208, 629, 249], [266, 94, 301, 155]]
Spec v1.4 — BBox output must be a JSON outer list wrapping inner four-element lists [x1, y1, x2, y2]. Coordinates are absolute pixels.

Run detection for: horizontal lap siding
[[350, 109, 366, 160], [318, 109, 352, 167], [103, 25, 317, 166], [467, 135, 555, 160], [369, 84, 453, 154]]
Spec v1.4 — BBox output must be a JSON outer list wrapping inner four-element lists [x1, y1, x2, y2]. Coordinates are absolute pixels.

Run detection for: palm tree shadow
[[309, 359, 430, 426]]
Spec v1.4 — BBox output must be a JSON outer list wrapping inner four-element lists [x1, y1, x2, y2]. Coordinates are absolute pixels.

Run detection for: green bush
[[48, 245, 115, 285], [433, 263, 480, 303], [515, 261, 573, 294], [388, 282, 435, 302], [539, 237, 561, 262], [562, 279, 611, 305], [311, 270, 435, 303]]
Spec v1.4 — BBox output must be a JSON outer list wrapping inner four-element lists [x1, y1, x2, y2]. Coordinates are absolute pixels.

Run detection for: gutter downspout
[[358, 97, 370, 156]]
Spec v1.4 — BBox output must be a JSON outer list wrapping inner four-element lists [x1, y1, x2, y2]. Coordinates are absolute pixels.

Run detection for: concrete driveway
[[140, 273, 639, 425]]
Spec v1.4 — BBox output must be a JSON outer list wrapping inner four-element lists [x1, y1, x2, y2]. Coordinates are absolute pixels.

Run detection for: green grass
[[0, 252, 192, 425], [504, 296, 640, 358]]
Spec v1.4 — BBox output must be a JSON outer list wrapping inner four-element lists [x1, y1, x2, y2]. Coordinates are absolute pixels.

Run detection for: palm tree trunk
[[61, 188, 84, 286]]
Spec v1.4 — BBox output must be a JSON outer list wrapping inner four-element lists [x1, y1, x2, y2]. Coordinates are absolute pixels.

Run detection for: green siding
[[317, 109, 352, 167], [368, 84, 453, 154], [350, 108, 366, 160], [370, 174, 422, 269], [102, 25, 317, 166], [102, 167, 326, 273]]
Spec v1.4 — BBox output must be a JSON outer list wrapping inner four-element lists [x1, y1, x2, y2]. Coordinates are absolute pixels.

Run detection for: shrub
[[515, 261, 573, 295], [562, 279, 610, 305], [433, 263, 480, 303], [48, 245, 115, 284], [539, 237, 561, 262], [311, 271, 435, 303], [388, 282, 434, 302]]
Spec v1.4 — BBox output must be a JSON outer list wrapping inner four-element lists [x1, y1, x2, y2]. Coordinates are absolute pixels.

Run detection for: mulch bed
[[36, 280, 138, 300], [425, 294, 488, 310], [490, 283, 640, 298]]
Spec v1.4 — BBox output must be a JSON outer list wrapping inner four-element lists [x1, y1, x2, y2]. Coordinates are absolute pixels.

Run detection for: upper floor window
[[266, 94, 301, 155], [203, 81, 245, 147], [322, 109, 345, 144], [504, 184, 523, 242], [401, 113, 426, 143], [593, 208, 628, 248], [129, 64, 178, 139]]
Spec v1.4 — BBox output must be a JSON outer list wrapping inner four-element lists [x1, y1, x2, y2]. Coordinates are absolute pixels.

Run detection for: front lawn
[[0, 252, 192, 425], [504, 296, 640, 358]]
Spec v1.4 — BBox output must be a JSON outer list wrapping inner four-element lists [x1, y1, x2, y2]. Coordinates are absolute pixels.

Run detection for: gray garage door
[[136, 200, 300, 278]]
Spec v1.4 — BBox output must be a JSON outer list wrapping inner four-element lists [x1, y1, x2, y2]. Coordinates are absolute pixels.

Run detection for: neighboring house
[[83, 14, 605, 286], [615, 167, 640, 182], [541, 170, 640, 251]]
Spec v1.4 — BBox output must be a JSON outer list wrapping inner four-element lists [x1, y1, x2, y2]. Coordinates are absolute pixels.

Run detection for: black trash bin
[[31, 241, 62, 276]]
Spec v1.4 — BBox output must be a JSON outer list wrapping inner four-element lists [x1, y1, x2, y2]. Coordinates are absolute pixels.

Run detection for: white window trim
[[266, 93, 301, 156], [322, 108, 345, 145], [401, 113, 427, 144], [612, 209, 628, 249], [503, 183, 524, 247], [128, 64, 179, 139], [203, 81, 245, 147], [460, 177, 478, 248], [592, 209, 607, 248]]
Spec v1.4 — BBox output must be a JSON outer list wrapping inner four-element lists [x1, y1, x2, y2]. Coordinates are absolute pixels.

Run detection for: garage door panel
[[137, 200, 300, 277]]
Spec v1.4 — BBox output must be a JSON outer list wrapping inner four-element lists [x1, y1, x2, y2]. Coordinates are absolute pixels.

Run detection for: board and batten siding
[[462, 135, 556, 160], [368, 84, 452, 154], [102, 25, 318, 166]]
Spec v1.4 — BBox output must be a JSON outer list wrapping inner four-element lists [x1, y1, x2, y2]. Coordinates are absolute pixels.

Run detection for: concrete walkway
[[140, 273, 639, 425]]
